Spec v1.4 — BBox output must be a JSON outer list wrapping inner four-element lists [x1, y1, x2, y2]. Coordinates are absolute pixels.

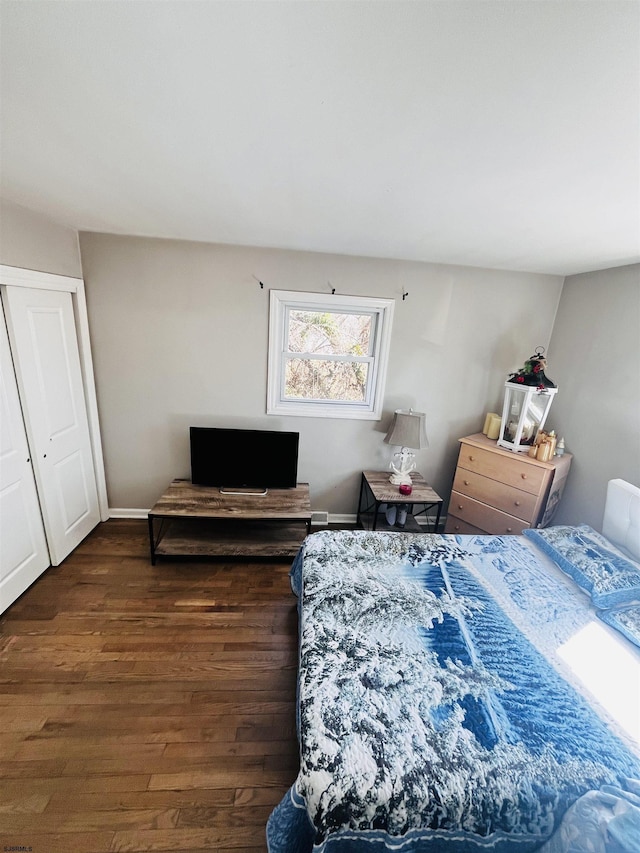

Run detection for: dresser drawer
[[444, 515, 485, 535], [449, 491, 530, 535], [452, 468, 538, 522], [457, 444, 546, 496]]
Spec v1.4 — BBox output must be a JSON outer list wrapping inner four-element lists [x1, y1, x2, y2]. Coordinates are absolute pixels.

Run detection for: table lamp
[[384, 409, 427, 485]]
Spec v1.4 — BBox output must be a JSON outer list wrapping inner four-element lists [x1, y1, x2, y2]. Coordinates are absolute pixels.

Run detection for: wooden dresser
[[444, 433, 572, 535]]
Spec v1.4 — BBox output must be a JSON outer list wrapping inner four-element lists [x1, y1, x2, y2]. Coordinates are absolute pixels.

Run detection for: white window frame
[[267, 290, 395, 420]]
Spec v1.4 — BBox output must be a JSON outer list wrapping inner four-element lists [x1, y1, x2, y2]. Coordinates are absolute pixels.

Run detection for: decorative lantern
[[497, 348, 558, 452]]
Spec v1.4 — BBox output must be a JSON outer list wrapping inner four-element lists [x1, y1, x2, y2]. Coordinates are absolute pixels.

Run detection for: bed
[[267, 479, 640, 853]]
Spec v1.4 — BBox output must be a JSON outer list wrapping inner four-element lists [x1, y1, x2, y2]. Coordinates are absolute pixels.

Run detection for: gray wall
[[4, 201, 634, 526], [547, 263, 640, 529], [0, 198, 82, 277], [79, 232, 563, 514]]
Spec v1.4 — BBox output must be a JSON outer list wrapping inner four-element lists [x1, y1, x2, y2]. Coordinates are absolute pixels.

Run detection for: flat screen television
[[190, 427, 299, 490]]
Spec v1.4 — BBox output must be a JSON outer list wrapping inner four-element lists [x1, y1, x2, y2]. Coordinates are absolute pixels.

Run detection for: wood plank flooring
[[0, 520, 300, 852]]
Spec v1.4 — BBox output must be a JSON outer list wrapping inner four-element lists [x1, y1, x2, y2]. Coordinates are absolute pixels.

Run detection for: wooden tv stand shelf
[[148, 479, 311, 563]]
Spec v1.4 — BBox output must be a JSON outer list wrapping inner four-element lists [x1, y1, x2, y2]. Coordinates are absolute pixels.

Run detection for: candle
[[483, 412, 499, 435], [486, 415, 502, 440], [537, 440, 552, 462]]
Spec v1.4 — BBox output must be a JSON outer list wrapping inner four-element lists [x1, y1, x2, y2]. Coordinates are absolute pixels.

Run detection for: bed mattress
[[267, 530, 640, 853]]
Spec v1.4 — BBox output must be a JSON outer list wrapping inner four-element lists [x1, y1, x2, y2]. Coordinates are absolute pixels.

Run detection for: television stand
[[148, 479, 311, 563]]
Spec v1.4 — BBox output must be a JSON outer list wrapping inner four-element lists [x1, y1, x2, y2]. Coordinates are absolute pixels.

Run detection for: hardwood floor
[[0, 520, 300, 852]]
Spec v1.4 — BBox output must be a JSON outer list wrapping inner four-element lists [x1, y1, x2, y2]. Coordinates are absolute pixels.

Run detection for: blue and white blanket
[[267, 531, 640, 853]]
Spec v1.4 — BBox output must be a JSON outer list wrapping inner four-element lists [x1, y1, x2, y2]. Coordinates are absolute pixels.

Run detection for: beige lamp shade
[[384, 409, 428, 449]]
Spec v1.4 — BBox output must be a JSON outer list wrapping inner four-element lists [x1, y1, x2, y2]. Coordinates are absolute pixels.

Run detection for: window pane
[[287, 310, 372, 356], [268, 290, 395, 419], [285, 358, 369, 402]]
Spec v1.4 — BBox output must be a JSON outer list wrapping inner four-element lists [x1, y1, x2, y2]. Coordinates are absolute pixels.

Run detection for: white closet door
[[0, 299, 50, 611], [2, 286, 100, 565]]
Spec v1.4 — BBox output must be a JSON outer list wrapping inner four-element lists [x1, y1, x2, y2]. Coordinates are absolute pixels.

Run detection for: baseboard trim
[[109, 508, 446, 529], [327, 513, 357, 526], [109, 508, 149, 519]]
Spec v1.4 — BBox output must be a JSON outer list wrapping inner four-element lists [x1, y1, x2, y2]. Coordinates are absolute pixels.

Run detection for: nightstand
[[357, 471, 443, 533]]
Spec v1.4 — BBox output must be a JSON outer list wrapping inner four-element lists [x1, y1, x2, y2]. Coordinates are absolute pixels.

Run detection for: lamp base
[[389, 446, 416, 486], [389, 471, 413, 486]]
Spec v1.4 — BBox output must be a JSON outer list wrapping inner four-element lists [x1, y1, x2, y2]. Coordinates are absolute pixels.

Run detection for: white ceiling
[[1, 1, 639, 276]]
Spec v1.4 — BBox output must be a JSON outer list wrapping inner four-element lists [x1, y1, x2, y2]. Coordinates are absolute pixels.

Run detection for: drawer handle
[[514, 501, 521, 507], [454, 525, 461, 531], [464, 480, 470, 486], [458, 504, 464, 510], [468, 455, 475, 462], [506, 527, 513, 533], [521, 474, 527, 479]]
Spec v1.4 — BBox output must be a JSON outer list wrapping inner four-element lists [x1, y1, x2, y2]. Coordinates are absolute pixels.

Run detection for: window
[[267, 290, 395, 419]]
